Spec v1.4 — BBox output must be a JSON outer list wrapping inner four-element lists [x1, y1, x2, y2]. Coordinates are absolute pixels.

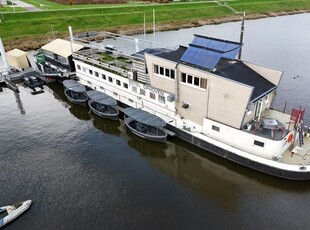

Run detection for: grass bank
[[1, 0, 310, 50]]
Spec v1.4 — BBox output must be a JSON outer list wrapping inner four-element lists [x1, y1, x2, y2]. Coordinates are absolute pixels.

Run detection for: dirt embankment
[[4, 9, 310, 52]]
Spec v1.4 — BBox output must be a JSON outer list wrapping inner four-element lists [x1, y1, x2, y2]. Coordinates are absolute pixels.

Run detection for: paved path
[[10, 0, 41, 12]]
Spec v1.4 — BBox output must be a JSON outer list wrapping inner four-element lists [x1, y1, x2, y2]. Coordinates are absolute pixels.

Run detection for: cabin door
[[254, 99, 263, 120]]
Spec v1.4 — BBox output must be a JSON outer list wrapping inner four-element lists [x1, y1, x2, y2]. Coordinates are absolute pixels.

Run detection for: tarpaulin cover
[[86, 90, 117, 106], [63, 79, 86, 93], [123, 108, 166, 127]]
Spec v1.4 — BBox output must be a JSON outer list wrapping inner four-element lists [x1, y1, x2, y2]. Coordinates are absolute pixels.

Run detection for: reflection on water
[[46, 81, 310, 195], [47, 82, 91, 121], [92, 113, 121, 136], [0, 78, 309, 230], [14, 91, 26, 115]]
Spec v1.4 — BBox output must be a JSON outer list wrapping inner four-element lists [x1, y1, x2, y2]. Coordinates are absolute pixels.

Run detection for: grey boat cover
[[123, 108, 166, 127], [86, 90, 117, 106], [63, 80, 86, 93]]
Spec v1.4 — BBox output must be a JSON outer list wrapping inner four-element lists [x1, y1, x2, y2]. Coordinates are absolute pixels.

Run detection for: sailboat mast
[[238, 12, 245, 60]]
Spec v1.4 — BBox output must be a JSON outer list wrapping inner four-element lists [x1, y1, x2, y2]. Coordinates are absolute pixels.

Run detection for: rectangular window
[[154, 65, 158, 74], [116, 80, 121, 86], [140, 89, 146, 96], [83, 67, 87, 72], [108, 77, 113, 83], [212, 125, 220, 132], [187, 75, 193, 84], [77, 65, 81, 70], [100, 86, 104, 90], [194, 77, 200, 86], [165, 69, 170, 77], [200, 78, 207, 89], [89, 69, 93, 75], [101, 74, 106, 80], [158, 95, 165, 104], [150, 92, 156, 100], [171, 70, 175, 79], [254, 140, 264, 147], [132, 86, 137, 92], [94, 71, 99, 77], [123, 83, 128, 89], [181, 73, 186, 83], [159, 67, 164, 75]]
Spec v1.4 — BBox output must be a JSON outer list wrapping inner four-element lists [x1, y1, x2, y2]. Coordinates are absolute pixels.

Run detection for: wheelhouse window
[[194, 77, 199, 86], [200, 78, 207, 89], [43, 50, 54, 59], [154, 65, 159, 74], [58, 56, 68, 65], [181, 73, 186, 83], [180, 72, 207, 89], [154, 64, 175, 80]]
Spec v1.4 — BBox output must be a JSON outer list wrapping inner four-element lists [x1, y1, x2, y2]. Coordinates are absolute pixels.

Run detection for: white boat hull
[[0, 200, 32, 228]]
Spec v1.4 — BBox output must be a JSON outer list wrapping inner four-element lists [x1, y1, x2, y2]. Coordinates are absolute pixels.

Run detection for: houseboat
[[50, 31, 309, 180]]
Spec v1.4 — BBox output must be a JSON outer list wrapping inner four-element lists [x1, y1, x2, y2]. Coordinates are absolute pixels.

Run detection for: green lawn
[[0, 0, 309, 44]]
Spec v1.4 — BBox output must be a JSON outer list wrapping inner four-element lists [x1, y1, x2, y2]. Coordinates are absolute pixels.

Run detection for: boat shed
[[6, 48, 30, 69], [41, 38, 84, 72]]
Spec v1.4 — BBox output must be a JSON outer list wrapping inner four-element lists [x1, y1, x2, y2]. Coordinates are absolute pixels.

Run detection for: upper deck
[[72, 48, 133, 79]]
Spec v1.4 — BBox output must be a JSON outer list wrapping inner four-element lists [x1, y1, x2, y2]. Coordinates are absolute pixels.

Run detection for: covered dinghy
[[63, 79, 88, 106], [86, 90, 119, 120], [123, 107, 167, 142]]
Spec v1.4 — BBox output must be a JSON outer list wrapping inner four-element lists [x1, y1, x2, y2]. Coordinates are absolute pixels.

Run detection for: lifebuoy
[[288, 133, 293, 143]]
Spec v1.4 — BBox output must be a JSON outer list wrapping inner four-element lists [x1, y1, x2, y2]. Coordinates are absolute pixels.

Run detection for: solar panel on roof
[[180, 35, 242, 70], [181, 45, 222, 70]]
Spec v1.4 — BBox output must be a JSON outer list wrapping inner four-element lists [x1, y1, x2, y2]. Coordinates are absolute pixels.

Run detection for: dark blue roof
[[214, 60, 276, 102], [180, 34, 242, 70], [155, 46, 187, 62], [132, 48, 170, 59]]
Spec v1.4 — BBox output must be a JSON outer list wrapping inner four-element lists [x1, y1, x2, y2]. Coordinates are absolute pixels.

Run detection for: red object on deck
[[290, 108, 305, 127]]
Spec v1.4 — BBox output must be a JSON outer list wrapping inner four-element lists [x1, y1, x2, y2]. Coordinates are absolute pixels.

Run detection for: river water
[[1, 14, 310, 230]]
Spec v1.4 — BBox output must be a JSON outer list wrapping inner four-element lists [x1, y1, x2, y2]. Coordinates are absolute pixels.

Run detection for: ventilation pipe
[[135, 38, 139, 53]]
